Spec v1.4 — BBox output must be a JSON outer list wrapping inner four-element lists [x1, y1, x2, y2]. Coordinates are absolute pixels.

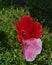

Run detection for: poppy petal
[[19, 16, 33, 33], [33, 22, 43, 38]]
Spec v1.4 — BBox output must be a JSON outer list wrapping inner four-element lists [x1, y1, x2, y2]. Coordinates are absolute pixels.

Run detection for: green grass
[[0, 7, 52, 65]]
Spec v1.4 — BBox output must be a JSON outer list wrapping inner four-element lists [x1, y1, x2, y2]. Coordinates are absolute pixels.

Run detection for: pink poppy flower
[[22, 38, 42, 61]]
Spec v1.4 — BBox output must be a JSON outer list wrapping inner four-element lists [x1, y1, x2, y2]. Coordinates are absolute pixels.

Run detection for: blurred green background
[[0, 0, 52, 65]]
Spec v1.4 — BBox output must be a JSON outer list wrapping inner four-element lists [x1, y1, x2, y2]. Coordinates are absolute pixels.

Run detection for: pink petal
[[22, 38, 42, 61], [24, 49, 36, 61]]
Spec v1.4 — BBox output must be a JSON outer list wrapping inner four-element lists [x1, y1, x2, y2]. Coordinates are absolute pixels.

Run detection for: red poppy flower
[[14, 16, 43, 42]]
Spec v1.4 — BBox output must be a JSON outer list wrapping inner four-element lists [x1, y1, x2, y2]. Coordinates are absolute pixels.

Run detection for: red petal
[[19, 16, 33, 33], [17, 35, 22, 42], [33, 22, 43, 38]]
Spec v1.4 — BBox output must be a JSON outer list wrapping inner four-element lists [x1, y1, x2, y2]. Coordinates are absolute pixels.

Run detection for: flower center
[[22, 31, 26, 36]]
